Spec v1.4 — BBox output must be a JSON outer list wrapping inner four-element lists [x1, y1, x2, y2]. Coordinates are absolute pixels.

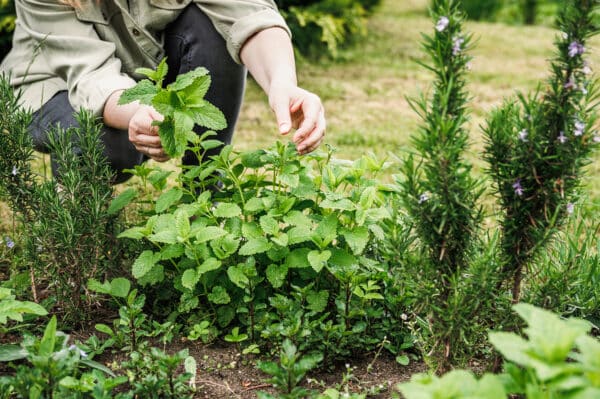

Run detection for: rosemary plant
[[395, 0, 484, 370], [483, 0, 600, 303]]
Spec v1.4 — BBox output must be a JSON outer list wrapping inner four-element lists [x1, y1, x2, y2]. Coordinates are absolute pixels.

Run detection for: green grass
[[234, 0, 600, 208]]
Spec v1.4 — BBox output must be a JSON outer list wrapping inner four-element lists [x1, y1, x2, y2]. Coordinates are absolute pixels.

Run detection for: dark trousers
[[29, 5, 246, 183]]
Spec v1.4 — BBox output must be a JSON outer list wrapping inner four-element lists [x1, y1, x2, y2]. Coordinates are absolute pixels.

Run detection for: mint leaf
[[168, 67, 209, 91], [192, 101, 227, 131], [118, 80, 158, 105]]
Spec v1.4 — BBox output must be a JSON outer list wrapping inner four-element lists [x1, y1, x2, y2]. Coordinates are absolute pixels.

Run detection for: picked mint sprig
[[118, 58, 227, 158]]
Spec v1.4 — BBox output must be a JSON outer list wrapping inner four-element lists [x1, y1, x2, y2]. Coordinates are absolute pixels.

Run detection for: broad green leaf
[[341, 226, 370, 255], [155, 188, 183, 213], [243, 197, 264, 213], [240, 149, 268, 168], [319, 198, 355, 211], [200, 139, 224, 150], [287, 225, 313, 245], [138, 264, 164, 286], [306, 290, 329, 313], [207, 286, 231, 304], [152, 90, 179, 116], [0, 300, 47, 324], [182, 269, 199, 290], [197, 258, 221, 275], [118, 226, 147, 240], [132, 250, 159, 279], [175, 209, 191, 240], [168, 67, 209, 91], [396, 355, 410, 366], [213, 203, 242, 218], [227, 265, 249, 288], [279, 172, 299, 188], [107, 188, 137, 215], [242, 222, 263, 239], [307, 250, 331, 273], [39, 316, 58, 357], [196, 226, 227, 243], [239, 237, 272, 256], [95, 324, 113, 336], [271, 233, 288, 247], [192, 101, 227, 131], [329, 248, 357, 268], [157, 116, 177, 158], [161, 244, 185, 260], [109, 278, 131, 298], [285, 248, 310, 269], [118, 80, 158, 105], [260, 215, 279, 236], [314, 215, 338, 247], [148, 228, 178, 244], [0, 344, 27, 361], [184, 356, 197, 386], [87, 279, 111, 295], [266, 264, 288, 288]]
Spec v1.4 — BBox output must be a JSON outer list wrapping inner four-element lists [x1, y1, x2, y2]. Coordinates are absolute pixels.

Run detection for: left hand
[[268, 83, 326, 155]]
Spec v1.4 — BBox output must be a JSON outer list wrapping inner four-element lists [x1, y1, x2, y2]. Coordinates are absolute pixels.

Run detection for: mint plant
[[115, 109, 405, 364], [118, 58, 226, 158], [397, 304, 600, 399], [0, 316, 116, 399], [257, 339, 323, 399], [0, 287, 47, 332], [483, 0, 600, 302]]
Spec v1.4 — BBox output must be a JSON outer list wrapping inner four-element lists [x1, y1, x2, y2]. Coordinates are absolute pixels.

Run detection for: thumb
[[271, 96, 292, 135]]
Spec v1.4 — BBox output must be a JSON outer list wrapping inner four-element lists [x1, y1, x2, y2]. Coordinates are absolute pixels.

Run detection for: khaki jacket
[[0, 0, 289, 115]]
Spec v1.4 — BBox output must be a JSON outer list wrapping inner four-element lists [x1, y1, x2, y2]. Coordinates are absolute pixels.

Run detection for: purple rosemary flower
[[574, 120, 585, 136], [518, 129, 528, 142], [436, 16, 449, 32], [582, 63, 592, 75], [452, 37, 465, 56], [593, 135, 600, 143], [512, 179, 524, 197], [557, 131, 568, 144], [566, 203, 575, 215], [564, 75, 576, 90], [418, 193, 430, 204], [568, 41, 585, 58], [5, 237, 15, 249], [69, 344, 88, 358], [11, 165, 17, 176]]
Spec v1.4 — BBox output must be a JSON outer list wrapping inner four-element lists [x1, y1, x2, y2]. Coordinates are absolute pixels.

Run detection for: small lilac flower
[[452, 37, 465, 56], [564, 75, 576, 90], [436, 16, 450, 32], [557, 131, 568, 144], [582, 63, 592, 75], [518, 129, 528, 142], [574, 120, 585, 136], [561, 32, 569, 40], [593, 135, 600, 143], [568, 41, 585, 58], [418, 193, 430, 204], [512, 179, 524, 197], [11, 165, 17, 176], [566, 203, 575, 214], [5, 237, 15, 249]]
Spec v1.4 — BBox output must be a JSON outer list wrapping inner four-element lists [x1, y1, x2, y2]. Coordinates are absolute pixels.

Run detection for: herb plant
[[118, 58, 226, 158], [483, 0, 600, 302]]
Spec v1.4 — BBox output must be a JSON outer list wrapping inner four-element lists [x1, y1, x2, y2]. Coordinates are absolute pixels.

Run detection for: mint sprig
[[119, 58, 227, 158]]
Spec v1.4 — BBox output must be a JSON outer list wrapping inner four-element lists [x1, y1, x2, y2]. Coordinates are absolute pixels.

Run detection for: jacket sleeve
[[16, 0, 136, 116], [193, 0, 291, 64]]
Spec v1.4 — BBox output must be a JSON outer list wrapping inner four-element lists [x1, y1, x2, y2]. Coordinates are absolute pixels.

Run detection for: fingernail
[[279, 123, 290, 133]]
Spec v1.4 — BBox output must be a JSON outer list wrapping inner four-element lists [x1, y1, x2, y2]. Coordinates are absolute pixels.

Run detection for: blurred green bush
[[0, 0, 14, 60], [275, 0, 382, 58]]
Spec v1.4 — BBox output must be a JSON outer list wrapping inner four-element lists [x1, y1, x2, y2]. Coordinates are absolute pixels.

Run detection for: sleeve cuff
[[74, 73, 137, 117], [228, 8, 292, 64]]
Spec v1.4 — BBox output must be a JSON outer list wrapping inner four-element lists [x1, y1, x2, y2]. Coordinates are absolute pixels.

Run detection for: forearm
[[102, 90, 142, 130], [240, 27, 297, 93]]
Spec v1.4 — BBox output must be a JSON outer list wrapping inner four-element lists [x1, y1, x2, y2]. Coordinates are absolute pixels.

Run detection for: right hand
[[128, 105, 169, 162]]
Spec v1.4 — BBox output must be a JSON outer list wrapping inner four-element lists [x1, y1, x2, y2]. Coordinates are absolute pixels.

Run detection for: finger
[[150, 155, 170, 163], [270, 95, 292, 135], [297, 110, 326, 154], [292, 95, 321, 144], [132, 133, 163, 148], [137, 145, 167, 159]]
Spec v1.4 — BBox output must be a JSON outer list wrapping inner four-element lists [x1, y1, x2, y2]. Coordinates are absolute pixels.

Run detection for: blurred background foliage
[[0, 0, 591, 61], [0, 0, 14, 61]]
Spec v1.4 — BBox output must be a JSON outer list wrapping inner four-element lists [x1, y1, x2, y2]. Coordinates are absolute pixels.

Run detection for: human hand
[[128, 105, 170, 162], [268, 83, 326, 155]]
